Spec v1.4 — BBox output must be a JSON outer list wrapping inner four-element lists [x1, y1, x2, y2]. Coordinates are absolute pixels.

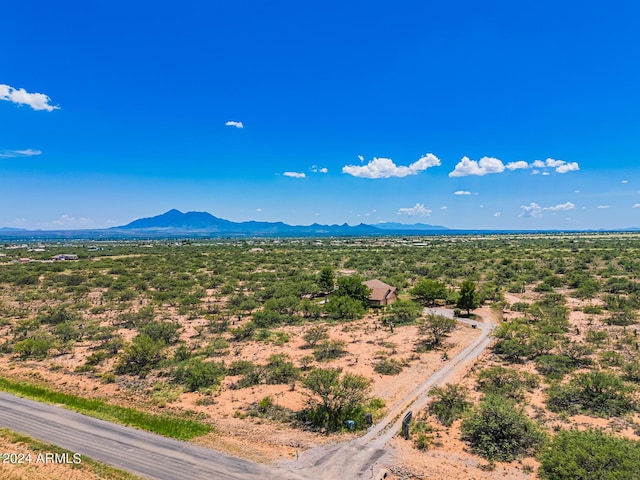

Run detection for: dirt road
[[285, 308, 496, 479]]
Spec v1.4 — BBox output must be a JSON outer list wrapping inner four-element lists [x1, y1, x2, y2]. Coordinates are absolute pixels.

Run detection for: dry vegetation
[[2, 233, 640, 479]]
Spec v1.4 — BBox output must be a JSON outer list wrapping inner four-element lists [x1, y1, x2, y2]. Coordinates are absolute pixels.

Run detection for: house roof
[[363, 279, 397, 302]]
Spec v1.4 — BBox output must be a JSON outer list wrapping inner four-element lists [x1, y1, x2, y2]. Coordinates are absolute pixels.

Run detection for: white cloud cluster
[[450, 156, 580, 177], [0, 84, 59, 111], [283, 171, 305, 178], [397, 203, 432, 217], [51, 214, 93, 228], [0, 148, 42, 158], [519, 201, 575, 218], [449, 156, 505, 177], [311, 165, 328, 173], [454, 190, 471, 195], [225, 121, 243, 128], [343, 153, 440, 179]]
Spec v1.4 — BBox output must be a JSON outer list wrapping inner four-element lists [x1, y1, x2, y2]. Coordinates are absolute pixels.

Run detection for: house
[[51, 254, 79, 261], [363, 279, 398, 306]]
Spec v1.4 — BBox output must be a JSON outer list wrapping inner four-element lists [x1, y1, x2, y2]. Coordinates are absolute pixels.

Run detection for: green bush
[[539, 429, 640, 480], [373, 358, 404, 376], [428, 384, 470, 426], [14, 335, 54, 360], [172, 357, 225, 392], [546, 370, 636, 417], [461, 395, 545, 461]]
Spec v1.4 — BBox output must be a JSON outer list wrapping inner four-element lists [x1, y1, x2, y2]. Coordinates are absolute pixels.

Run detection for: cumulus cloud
[[0, 84, 59, 112], [530, 158, 579, 174], [0, 148, 42, 158], [343, 153, 440, 179], [633, 204, 640, 209], [520, 201, 575, 218], [225, 121, 243, 128], [283, 171, 305, 178], [311, 165, 328, 173], [454, 190, 471, 195], [397, 203, 432, 217], [506, 160, 530, 171], [556, 161, 579, 173], [448, 156, 505, 177]]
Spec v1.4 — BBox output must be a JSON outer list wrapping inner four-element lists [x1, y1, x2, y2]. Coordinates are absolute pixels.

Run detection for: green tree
[[461, 395, 545, 461], [410, 279, 447, 307], [324, 295, 365, 320], [115, 334, 165, 377], [318, 266, 335, 293], [335, 275, 371, 307], [383, 299, 422, 325], [418, 313, 457, 348], [428, 384, 471, 426], [172, 357, 225, 392], [302, 368, 371, 432], [539, 429, 640, 480], [456, 280, 479, 316]]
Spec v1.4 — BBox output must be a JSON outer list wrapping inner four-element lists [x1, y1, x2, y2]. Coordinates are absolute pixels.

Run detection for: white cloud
[[506, 160, 529, 171], [542, 171, 550, 176], [531, 169, 540, 175], [448, 156, 505, 177], [397, 203, 432, 217], [519, 201, 575, 218], [633, 204, 640, 209], [283, 171, 305, 178], [440, 206, 447, 210], [532, 160, 546, 168], [311, 165, 328, 173], [574, 190, 580, 193], [0, 84, 59, 112], [622, 180, 629, 184], [0, 148, 42, 158], [545, 158, 565, 168], [225, 121, 244, 128], [494, 212, 501, 217], [597, 205, 610, 209], [343, 153, 440, 179], [256, 208, 262, 212], [357, 155, 364, 162], [555, 161, 579, 173], [454, 190, 471, 195]]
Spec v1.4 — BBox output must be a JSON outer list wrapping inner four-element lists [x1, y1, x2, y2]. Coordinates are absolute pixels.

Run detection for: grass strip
[[0, 377, 212, 440], [0, 427, 142, 480]]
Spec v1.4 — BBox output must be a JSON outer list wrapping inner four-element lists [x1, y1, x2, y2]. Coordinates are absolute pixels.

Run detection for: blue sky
[[2, 1, 639, 230]]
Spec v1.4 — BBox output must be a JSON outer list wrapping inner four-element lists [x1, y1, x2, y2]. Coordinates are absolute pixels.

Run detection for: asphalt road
[[0, 391, 304, 480], [0, 308, 494, 480]]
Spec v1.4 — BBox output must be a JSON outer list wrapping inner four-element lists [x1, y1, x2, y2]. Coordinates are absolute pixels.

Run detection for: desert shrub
[[264, 353, 299, 384], [115, 334, 165, 376], [428, 384, 471, 426], [14, 335, 54, 360], [546, 370, 636, 417], [373, 358, 404, 376], [539, 429, 640, 480], [535, 354, 576, 380], [172, 357, 225, 392], [313, 339, 347, 361], [461, 395, 545, 461], [477, 366, 538, 402], [140, 320, 181, 345], [303, 325, 330, 348]]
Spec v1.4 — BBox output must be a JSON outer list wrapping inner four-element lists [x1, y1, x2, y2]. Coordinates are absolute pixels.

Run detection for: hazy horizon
[[2, 1, 639, 231]]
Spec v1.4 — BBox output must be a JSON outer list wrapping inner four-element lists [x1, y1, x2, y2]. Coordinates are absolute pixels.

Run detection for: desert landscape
[[1, 234, 640, 479]]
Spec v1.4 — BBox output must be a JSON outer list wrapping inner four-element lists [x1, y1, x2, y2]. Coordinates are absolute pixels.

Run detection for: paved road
[[285, 308, 496, 479], [0, 308, 494, 480], [0, 391, 304, 480]]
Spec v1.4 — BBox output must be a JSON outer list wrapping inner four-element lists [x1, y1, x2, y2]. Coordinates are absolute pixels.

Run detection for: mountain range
[[0, 209, 449, 239]]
